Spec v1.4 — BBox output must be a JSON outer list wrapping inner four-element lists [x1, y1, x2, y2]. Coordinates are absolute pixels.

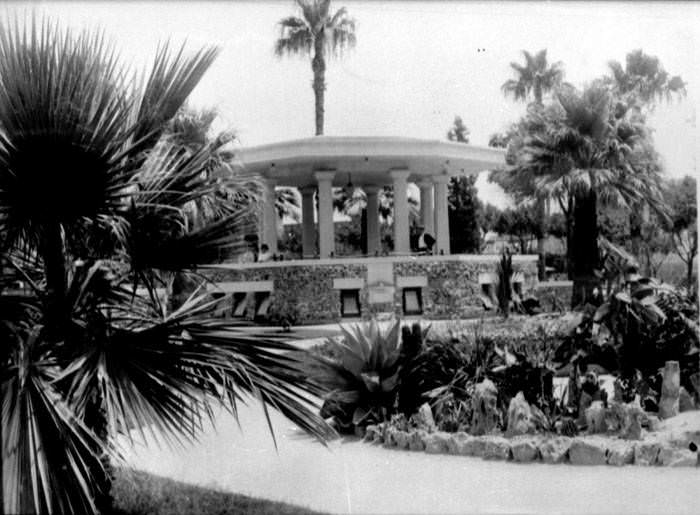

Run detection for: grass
[[111, 468, 327, 515]]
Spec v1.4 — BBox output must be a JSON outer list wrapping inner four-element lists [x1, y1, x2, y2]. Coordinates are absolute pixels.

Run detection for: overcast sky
[[7, 1, 700, 205]]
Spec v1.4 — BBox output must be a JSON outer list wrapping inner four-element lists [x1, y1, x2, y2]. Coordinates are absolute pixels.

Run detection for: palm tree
[[606, 49, 686, 108], [501, 49, 565, 106], [502, 49, 565, 280], [506, 84, 666, 306], [605, 50, 686, 263], [275, 0, 356, 135], [0, 18, 332, 514]]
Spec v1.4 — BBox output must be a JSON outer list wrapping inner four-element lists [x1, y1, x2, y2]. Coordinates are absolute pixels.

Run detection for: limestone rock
[[424, 432, 450, 454], [577, 391, 593, 426], [539, 437, 572, 464], [585, 401, 607, 434], [363, 424, 383, 443], [606, 440, 635, 466], [658, 446, 696, 467], [446, 432, 471, 455], [483, 436, 511, 460], [506, 392, 535, 437], [569, 437, 607, 465], [620, 403, 644, 440], [643, 414, 661, 432], [690, 372, 700, 404], [394, 430, 410, 449], [659, 361, 681, 419], [679, 387, 695, 412], [471, 379, 500, 435], [634, 442, 661, 466], [511, 437, 540, 462], [462, 436, 487, 457], [412, 403, 437, 432], [382, 427, 397, 447], [408, 430, 427, 451]]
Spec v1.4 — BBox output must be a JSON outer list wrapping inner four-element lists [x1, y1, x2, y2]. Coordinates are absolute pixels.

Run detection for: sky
[[5, 1, 700, 206]]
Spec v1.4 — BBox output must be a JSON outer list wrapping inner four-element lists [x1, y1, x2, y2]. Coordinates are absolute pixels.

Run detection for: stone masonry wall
[[206, 256, 538, 324]]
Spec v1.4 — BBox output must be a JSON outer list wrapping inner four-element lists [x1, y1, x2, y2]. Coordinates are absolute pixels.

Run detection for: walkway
[[123, 401, 699, 515]]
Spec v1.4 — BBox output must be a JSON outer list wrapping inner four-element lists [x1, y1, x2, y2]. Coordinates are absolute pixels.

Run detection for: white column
[[314, 170, 336, 258], [390, 169, 411, 254], [433, 175, 450, 255], [418, 179, 435, 237], [364, 185, 381, 256], [262, 179, 278, 255], [300, 186, 316, 258]]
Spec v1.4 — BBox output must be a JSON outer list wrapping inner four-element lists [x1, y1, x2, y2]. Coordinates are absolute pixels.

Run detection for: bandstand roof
[[235, 136, 505, 187]]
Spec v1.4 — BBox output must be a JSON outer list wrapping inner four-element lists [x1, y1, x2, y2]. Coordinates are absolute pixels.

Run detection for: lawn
[[112, 468, 327, 515]]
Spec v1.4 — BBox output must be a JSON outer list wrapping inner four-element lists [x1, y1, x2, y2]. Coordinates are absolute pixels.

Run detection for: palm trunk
[[536, 198, 546, 281], [311, 40, 326, 136], [565, 197, 574, 280], [571, 191, 599, 307]]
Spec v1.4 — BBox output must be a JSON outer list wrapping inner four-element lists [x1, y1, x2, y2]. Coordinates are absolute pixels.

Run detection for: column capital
[[388, 168, 411, 181], [299, 185, 316, 195], [314, 170, 336, 182], [363, 184, 382, 195], [417, 178, 434, 189], [431, 174, 451, 184], [265, 177, 277, 187]]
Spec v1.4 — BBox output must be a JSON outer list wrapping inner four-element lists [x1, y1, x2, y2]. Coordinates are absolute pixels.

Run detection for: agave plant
[[0, 18, 332, 515], [313, 320, 406, 432]]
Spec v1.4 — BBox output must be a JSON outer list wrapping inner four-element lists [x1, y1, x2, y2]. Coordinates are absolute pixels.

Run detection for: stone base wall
[[205, 255, 538, 325]]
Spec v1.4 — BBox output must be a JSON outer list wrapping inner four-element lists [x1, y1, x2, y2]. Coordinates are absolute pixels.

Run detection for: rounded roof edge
[[234, 136, 505, 171]]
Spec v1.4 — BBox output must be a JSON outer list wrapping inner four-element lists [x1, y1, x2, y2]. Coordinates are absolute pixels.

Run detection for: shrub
[[557, 268, 700, 405], [313, 320, 412, 432]]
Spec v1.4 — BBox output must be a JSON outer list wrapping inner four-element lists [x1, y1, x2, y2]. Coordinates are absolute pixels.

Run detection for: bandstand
[[205, 136, 542, 324]]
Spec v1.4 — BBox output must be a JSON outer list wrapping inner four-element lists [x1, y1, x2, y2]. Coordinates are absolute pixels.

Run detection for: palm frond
[[4, 328, 113, 515]]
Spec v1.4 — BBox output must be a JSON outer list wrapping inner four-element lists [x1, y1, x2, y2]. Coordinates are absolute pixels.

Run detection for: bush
[[312, 320, 425, 433], [405, 319, 562, 432], [556, 268, 700, 405]]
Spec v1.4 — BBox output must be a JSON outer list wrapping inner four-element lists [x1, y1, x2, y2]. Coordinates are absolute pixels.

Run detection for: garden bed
[[361, 410, 700, 467]]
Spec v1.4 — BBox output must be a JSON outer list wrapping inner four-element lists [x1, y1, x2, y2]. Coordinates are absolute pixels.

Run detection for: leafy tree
[[665, 176, 698, 292], [479, 203, 502, 234], [493, 206, 542, 254], [275, 0, 356, 135], [0, 19, 331, 514], [444, 117, 482, 253], [488, 131, 512, 149], [448, 176, 482, 254], [447, 115, 470, 143]]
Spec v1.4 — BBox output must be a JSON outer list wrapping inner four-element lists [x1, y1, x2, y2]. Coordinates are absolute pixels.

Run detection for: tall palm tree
[[605, 50, 686, 264], [275, 0, 356, 135], [606, 49, 686, 108], [501, 49, 565, 106], [0, 18, 332, 514], [506, 84, 665, 306], [502, 49, 566, 280]]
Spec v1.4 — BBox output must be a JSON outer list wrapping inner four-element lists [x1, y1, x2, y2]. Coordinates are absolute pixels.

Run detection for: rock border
[[363, 425, 698, 467]]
